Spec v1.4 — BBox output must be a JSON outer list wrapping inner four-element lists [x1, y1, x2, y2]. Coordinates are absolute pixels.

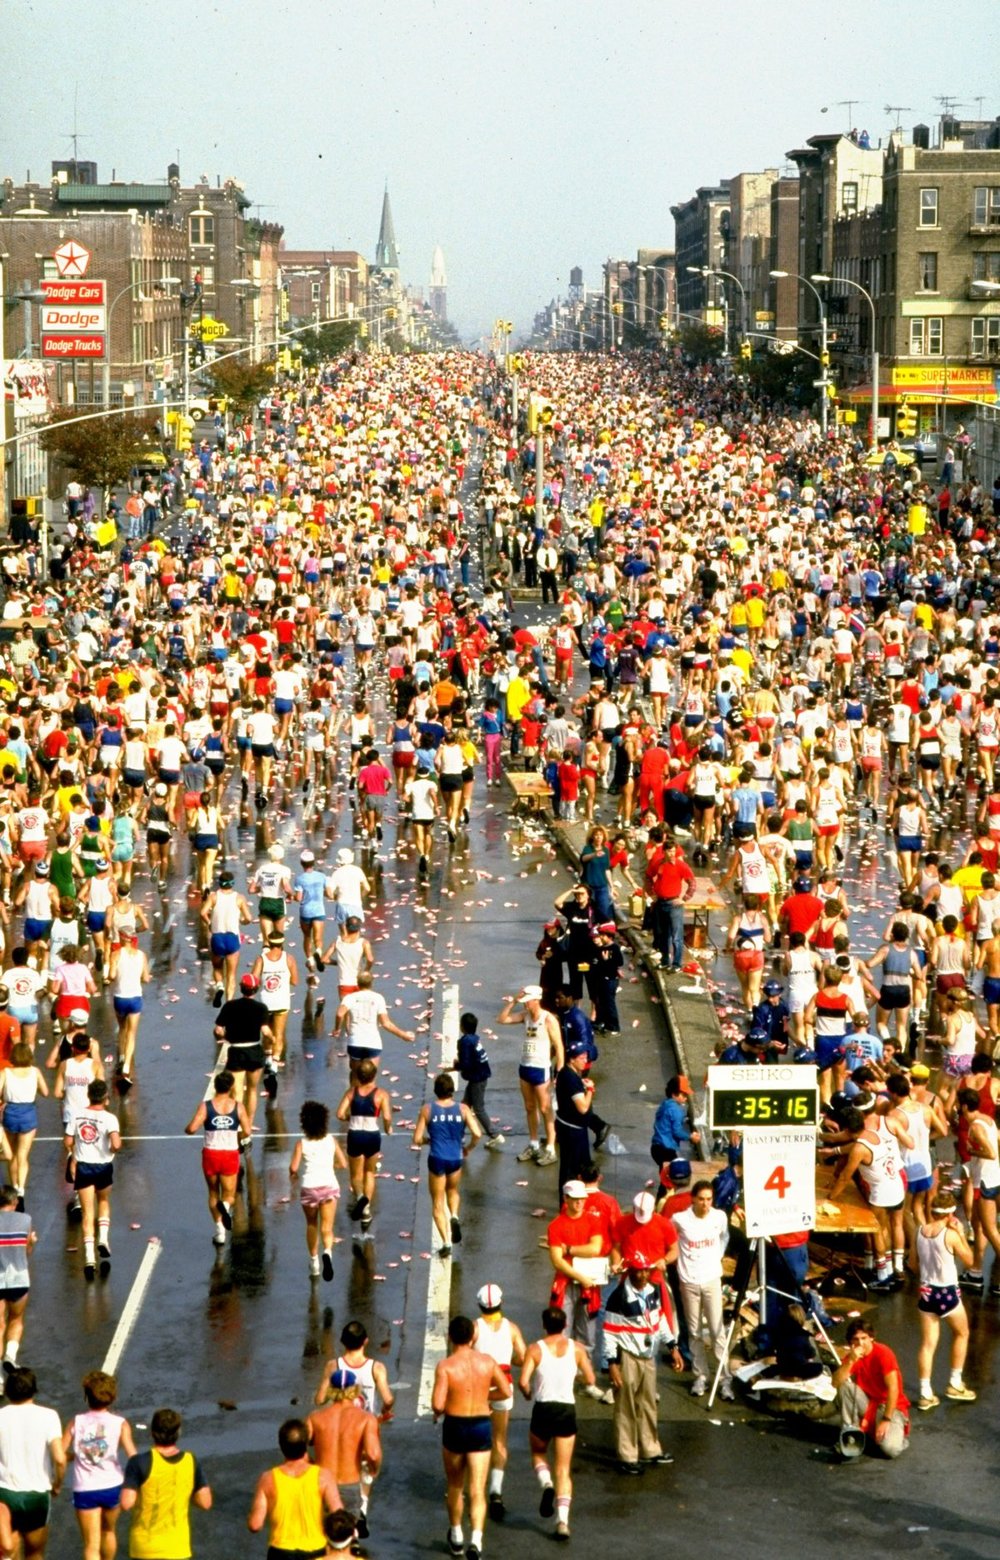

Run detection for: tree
[[298, 320, 359, 366], [200, 358, 275, 418], [677, 322, 725, 362], [40, 408, 159, 514]]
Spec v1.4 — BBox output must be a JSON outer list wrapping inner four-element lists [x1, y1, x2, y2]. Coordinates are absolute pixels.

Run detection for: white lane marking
[[416, 973, 460, 1419], [101, 1237, 163, 1375], [416, 1247, 453, 1418]]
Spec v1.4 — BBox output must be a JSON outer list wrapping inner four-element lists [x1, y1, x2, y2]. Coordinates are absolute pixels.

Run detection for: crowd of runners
[[0, 339, 995, 1555]]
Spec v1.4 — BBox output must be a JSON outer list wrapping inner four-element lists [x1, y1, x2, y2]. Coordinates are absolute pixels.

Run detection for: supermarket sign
[[890, 365, 997, 400], [40, 274, 106, 360]]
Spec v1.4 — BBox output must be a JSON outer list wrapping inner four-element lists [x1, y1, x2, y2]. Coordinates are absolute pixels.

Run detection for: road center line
[[101, 1237, 163, 1375]]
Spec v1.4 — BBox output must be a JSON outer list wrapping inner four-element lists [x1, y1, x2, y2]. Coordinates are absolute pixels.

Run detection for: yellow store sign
[[891, 365, 996, 396]]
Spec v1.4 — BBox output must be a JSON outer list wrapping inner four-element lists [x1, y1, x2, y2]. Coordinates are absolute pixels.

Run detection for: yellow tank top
[[128, 1449, 196, 1560], [270, 1464, 325, 1552]]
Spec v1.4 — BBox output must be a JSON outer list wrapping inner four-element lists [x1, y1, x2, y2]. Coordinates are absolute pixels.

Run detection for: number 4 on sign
[[764, 1165, 790, 1199]]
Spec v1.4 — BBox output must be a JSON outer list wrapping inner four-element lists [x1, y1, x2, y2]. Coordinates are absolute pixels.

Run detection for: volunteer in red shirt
[[615, 1190, 678, 1274], [832, 1319, 910, 1458], [647, 835, 695, 972], [547, 1180, 615, 1358], [778, 876, 824, 940]]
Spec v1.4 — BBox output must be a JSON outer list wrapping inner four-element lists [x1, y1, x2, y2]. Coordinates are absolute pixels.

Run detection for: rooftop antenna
[[62, 84, 91, 173], [973, 95, 987, 119], [820, 99, 862, 128], [934, 95, 969, 118], [884, 104, 912, 133]]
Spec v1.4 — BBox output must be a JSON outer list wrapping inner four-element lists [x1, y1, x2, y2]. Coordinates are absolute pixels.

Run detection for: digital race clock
[[707, 1065, 819, 1131]]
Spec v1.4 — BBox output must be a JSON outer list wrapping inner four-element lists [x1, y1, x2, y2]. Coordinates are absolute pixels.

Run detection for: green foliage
[[745, 349, 815, 405], [200, 358, 275, 416], [298, 320, 359, 366], [677, 322, 725, 361], [40, 408, 159, 507]]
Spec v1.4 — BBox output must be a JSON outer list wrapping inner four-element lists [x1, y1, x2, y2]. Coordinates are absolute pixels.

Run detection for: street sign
[[190, 317, 228, 342], [41, 279, 106, 306], [41, 334, 105, 359], [708, 1065, 819, 1130], [41, 304, 107, 334], [742, 1128, 816, 1237], [52, 239, 92, 277]]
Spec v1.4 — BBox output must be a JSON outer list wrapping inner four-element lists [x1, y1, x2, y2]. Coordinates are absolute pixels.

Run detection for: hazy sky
[[2, 0, 995, 338]]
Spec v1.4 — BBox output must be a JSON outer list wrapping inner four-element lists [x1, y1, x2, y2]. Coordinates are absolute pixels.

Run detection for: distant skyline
[[2, 0, 995, 339]]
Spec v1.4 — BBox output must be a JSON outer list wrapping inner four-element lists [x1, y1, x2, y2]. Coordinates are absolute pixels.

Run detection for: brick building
[[670, 184, 730, 323], [279, 249, 369, 328]]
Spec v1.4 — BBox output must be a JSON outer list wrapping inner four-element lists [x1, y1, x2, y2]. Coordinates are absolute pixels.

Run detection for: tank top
[[970, 1114, 1000, 1192], [2, 1068, 38, 1105], [298, 1134, 339, 1190], [476, 1315, 514, 1385], [61, 1054, 95, 1125], [392, 721, 415, 755], [882, 944, 912, 992], [916, 1225, 959, 1287], [70, 1409, 125, 1493], [336, 1354, 377, 1414], [259, 952, 291, 1011], [126, 1449, 197, 1560], [532, 1335, 579, 1404], [428, 1098, 465, 1163], [113, 945, 144, 1000], [901, 1103, 932, 1176], [936, 937, 966, 978], [521, 1012, 550, 1071], [814, 990, 848, 1035], [334, 936, 366, 986], [737, 843, 769, 892], [348, 1085, 380, 1135], [24, 880, 53, 920], [945, 1010, 976, 1061], [204, 1098, 239, 1154], [210, 888, 242, 935], [858, 1116, 905, 1206], [896, 802, 922, 838], [268, 1465, 325, 1553]]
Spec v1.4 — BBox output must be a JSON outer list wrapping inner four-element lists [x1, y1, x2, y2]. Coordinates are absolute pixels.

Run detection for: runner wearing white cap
[[473, 1283, 526, 1523], [497, 987, 563, 1166]]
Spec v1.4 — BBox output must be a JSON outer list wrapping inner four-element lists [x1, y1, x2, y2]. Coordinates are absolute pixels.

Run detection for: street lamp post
[[811, 273, 878, 451], [771, 269, 829, 437], [102, 277, 181, 408], [688, 266, 747, 354]]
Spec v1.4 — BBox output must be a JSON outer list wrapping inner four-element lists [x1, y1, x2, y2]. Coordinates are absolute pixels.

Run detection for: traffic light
[[527, 394, 554, 433], [820, 350, 831, 368], [739, 340, 751, 361], [897, 402, 917, 437], [536, 398, 555, 428]]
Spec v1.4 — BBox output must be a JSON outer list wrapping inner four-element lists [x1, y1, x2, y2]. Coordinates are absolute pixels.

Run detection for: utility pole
[[535, 426, 544, 525], [820, 310, 829, 438]]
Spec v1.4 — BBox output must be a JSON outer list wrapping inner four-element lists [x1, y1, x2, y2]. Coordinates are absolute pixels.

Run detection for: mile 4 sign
[[742, 1129, 816, 1237]]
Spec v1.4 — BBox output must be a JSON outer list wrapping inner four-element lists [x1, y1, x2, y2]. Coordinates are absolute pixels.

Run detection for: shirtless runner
[[432, 1314, 509, 1560], [307, 1368, 382, 1541]]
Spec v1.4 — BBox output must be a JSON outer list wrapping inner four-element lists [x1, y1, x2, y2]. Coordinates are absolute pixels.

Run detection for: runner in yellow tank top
[[247, 1418, 339, 1558]]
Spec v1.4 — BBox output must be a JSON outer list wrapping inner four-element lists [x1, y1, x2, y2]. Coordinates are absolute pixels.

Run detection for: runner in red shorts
[[184, 1070, 250, 1248]]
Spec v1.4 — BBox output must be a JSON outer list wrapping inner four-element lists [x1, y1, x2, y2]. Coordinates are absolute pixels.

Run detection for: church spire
[[375, 185, 398, 271]]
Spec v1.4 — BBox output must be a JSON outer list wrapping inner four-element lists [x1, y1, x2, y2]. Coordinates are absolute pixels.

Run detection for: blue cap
[[329, 1369, 357, 1390]]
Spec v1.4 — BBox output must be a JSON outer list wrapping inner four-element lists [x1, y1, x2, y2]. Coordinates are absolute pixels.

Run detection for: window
[[973, 252, 1000, 283], [919, 188, 939, 227], [311, 281, 321, 303], [918, 252, 938, 290], [197, 263, 214, 287], [909, 317, 943, 355], [841, 181, 858, 214], [973, 187, 1000, 227], [972, 317, 1000, 356], [189, 213, 215, 246]]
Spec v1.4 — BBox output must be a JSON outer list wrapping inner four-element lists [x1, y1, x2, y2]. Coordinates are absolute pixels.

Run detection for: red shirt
[[660, 1187, 693, 1216], [651, 852, 695, 903], [780, 891, 824, 935], [615, 1210, 677, 1267], [357, 762, 391, 798], [548, 1198, 616, 1258], [849, 1341, 910, 1429]]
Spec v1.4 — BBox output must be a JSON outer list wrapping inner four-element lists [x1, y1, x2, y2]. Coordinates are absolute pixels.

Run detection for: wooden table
[[505, 770, 552, 814], [685, 875, 728, 950]]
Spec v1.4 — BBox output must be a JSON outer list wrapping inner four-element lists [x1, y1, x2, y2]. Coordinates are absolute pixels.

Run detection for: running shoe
[[645, 1452, 674, 1465], [719, 1381, 735, 1401], [98, 1241, 111, 1260], [488, 1493, 505, 1522], [313, 952, 325, 975], [219, 1202, 233, 1231], [484, 1134, 505, 1151], [466, 1544, 481, 1560], [535, 1146, 557, 1166], [322, 1251, 334, 1282], [945, 1383, 977, 1402], [450, 1216, 462, 1244], [447, 1537, 464, 1559], [351, 1195, 369, 1222], [438, 1243, 452, 1257], [360, 1213, 373, 1233], [212, 986, 224, 1009], [539, 1485, 555, 1517], [594, 1123, 611, 1150], [554, 1520, 570, 1541], [917, 1393, 940, 1411], [309, 1255, 321, 1278], [263, 1067, 278, 1102], [516, 1144, 540, 1163], [213, 1224, 226, 1247], [84, 1263, 95, 1282], [355, 1513, 369, 1539], [690, 1376, 707, 1397]]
